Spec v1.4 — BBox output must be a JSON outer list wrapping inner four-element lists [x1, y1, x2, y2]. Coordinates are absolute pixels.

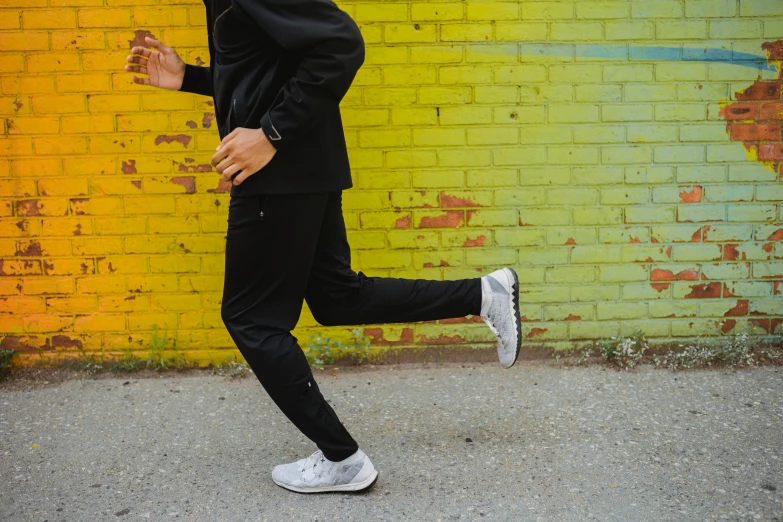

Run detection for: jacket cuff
[[179, 64, 204, 94], [259, 113, 285, 150]]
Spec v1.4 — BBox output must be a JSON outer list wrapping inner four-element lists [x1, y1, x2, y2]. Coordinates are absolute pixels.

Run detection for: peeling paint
[[684, 282, 722, 299], [121, 159, 137, 174], [170, 176, 196, 194], [463, 234, 486, 247], [679, 186, 702, 203], [526, 327, 547, 338], [154, 134, 192, 147], [441, 193, 479, 208], [202, 112, 215, 128], [724, 300, 749, 317], [129, 29, 155, 49], [395, 215, 411, 229]]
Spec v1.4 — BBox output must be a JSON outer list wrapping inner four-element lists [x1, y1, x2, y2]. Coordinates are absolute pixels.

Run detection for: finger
[[130, 46, 153, 59], [232, 170, 251, 186], [145, 35, 171, 53], [211, 147, 231, 167], [131, 76, 151, 86], [217, 156, 237, 176], [218, 129, 239, 149], [221, 162, 240, 181], [125, 64, 148, 75], [126, 54, 148, 65]]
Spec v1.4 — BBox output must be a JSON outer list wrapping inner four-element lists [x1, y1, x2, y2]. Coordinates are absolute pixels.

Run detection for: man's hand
[[211, 128, 278, 186], [125, 36, 186, 90]]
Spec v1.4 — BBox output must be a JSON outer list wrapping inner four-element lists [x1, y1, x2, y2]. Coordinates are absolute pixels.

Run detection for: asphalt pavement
[[1, 362, 781, 521]]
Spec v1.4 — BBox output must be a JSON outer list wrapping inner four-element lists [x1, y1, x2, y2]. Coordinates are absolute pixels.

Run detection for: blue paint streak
[[513, 43, 776, 72]]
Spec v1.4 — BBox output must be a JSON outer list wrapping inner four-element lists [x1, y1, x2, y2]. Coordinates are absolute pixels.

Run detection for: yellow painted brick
[[149, 217, 200, 234], [124, 196, 177, 215], [387, 150, 437, 168], [25, 315, 73, 333], [23, 9, 76, 28], [61, 114, 115, 134], [72, 237, 124, 255], [0, 10, 20, 29], [6, 117, 60, 135], [63, 156, 116, 176], [89, 135, 140, 154], [391, 107, 438, 126], [493, 106, 546, 124], [0, 31, 49, 51], [31, 94, 87, 113], [475, 86, 518, 104], [96, 256, 147, 275], [467, 127, 518, 146], [128, 313, 178, 331], [132, 6, 189, 26], [1, 75, 56, 94], [141, 93, 197, 111], [358, 23, 382, 44], [45, 295, 97, 314], [74, 314, 125, 332], [81, 51, 130, 71], [341, 108, 389, 127], [41, 217, 92, 236], [466, 43, 518, 63], [417, 86, 471, 105], [494, 65, 547, 83], [411, 3, 463, 21], [27, 53, 80, 73], [12, 158, 62, 177], [493, 146, 547, 166], [0, 53, 25, 72], [44, 257, 96, 276], [467, 3, 519, 20], [355, 4, 408, 21], [88, 94, 140, 113], [0, 179, 37, 196], [22, 276, 73, 295], [51, 30, 106, 51], [363, 88, 417, 106], [495, 22, 548, 41], [78, 8, 131, 27], [410, 45, 463, 64], [385, 24, 437, 43], [439, 65, 492, 84], [94, 217, 146, 235], [151, 294, 202, 311], [98, 294, 149, 313], [76, 276, 125, 294], [382, 65, 437, 85], [438, 148, 491, 167], [33, 136, 88, 155], [412, 170, 465, 188], [439, 106, 492, 125], [441, 23, 492, 41], [413, 128, 466, 147], [358, 129, 412, 148], [364, 46, 408, 65]]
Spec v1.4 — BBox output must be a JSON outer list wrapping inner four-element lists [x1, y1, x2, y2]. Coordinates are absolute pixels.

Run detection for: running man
[[125, 0, 522, 494]]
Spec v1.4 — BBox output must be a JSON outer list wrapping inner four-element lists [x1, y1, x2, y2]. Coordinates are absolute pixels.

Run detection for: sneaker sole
[[503, 267, 522, 369], [273, 470, 379, 494]]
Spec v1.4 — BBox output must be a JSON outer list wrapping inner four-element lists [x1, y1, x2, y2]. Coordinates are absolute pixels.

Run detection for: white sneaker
[[480, 267, 522, 369], [271, 449, 379, 494]]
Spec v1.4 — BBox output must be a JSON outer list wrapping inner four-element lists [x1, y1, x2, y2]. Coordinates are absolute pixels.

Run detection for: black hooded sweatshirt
[[179, 0, 365, 196]]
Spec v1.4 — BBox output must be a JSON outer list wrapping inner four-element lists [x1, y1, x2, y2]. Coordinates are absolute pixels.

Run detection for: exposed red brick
[[121, 159, 137, 174], [651, 283, 670, 292], [761, 40, 783, 61], [73, 223, 82, 235], [651, 236, 659, 244], [16, 241, 42, 256], [176, 160, 212, 173], [526, 327, 547, 339], [17, 200, 41, 217], [463, 234, 486, 247], [724, 299, 749, 317], [758, 143, 783, 160], [13, 101, 22, 111], [206, 179, 231, 193], [651, 268, 675, 281], [129, 29, 155, 49], [439, 316, 484, 324], [564, 314, 581, 321], [441, 192, 480, 208], [628, 236, 640, 243], [154, 134, 192, 147], [762, 242, 774, 253], [50, 334, 84, 350], [362, 328, 383, 343], [202, 112, 215, 128], [721, 319, 736, 334], [666, 246, 673, 258], [185, 120, 198, 129], [735, 81, 782, 101], [564, 237, 576, 245], [775, 281, 781, 295], [768, 228, 783, 241], [750, 318, 771, 333], [170, 176, 196, 194], [395, 215, 411, 229], [760, 102, 783, 120], [731, 123, 782, 141], [719, 104, 758, 120], [684, 282, 722, 299], [2, 336, 39, 353], [418, 210, 463, 228], [723, 243, 741, 260], [416, 333, 466, 344], [130, 180, 141, 189], [678, 186, 702, 203]]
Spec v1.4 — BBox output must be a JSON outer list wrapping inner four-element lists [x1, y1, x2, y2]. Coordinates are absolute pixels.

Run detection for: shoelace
[[301, 450, 327, 479]]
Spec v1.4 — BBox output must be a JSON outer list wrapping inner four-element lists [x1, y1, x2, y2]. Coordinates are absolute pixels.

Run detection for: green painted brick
[[650, 224, 702, 243], [656, 63, 708, 82], [649, 300, 699, 318], [622, 245, 672, 263], [597, 302, 647, 320], [466, 169, 517, 187], [465, 248, 516, 266], [518, 285, 571, 303], [685, 0, 737, 17], [548, 188, 599, 206], [599, 226, 650, 244], [518, 208, 570, 226], [679, 123, 731, 142], [727, 205, 777, 223], [671, 244, 722, 262], [740, 0, 783, 16], [545, 266, 595, 283], [412, 251, 465, 269], [709, 20, 761, 39], [520, 167, 571, 186], [495, 228, 547, 246], [441, 229, 492, 248], [677, 165, 726, 183], [494, 188, 546, 206], [656, 21, 707, 39], [571, 245, 622, 264], [622, 282, 672, 300], [724, 280, 773, 297], [598, 264, 649, 282], [626, 124, 678, 143], [575, 84, 623, 102], [655, 104, 707, 122], [605, 21, 654, 40], [677, 83, 728, 102], [707, 144, 754, 163], [571, 284, 620, 302], [654, 145, 705, 164], [572, 167, 624, 185], [700, 262, 750, 280], [756, 185, 783, 202], [625, 205, 675, 224], [602, 145, 653, 164], [604, 65, 654, 82], [549, 104, 599, 123], [671, 319, 720, 337], [728, 164, 778, 183], [543, 304, 596, 321], [753, 261, 783, 279], [620, 320, 671, 338], [520, 2, 575, 20], [601, 187, 650, 205], [570, 321, 620, 340], [547, 146, 600, 165], [705, 184, 755, 203], [631, 1, 683, 18], [387, 230, 439, 249], [573, 126, 625, 144], [493, 147, 547, 166], [625, 166, 675, 184], [549, 22, 603, 41], [602, 104, 653, 122], [548, 227, 598, 245], [703, 224, 753, 242], [518, 246, 569, 265], [573, 207, 623, 225], [626, 84, 677, 102]]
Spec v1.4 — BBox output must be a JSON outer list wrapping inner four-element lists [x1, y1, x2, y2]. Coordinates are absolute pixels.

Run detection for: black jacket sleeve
[[179, 63, 214, 97], [232, 0, 365, 150]]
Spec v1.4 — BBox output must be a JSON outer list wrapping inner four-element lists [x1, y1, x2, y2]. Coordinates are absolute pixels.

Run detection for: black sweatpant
[[221, 191, 482, 462]]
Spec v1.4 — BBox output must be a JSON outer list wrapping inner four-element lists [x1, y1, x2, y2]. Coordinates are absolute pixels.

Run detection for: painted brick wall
[[1, 0, 782, 366]]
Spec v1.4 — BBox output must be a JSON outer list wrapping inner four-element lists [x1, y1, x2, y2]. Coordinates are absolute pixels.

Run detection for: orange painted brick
[[98, 294, 149, 312], [1, 76, 56, 95], [132, 6, 189, 26], [41, 217, 93, 237], [88, 94, 141, 113], [45, 295, 97, 314], [0, 179, 37, 196], [0, 53, 25, 73], [22, 276, 73, 295], [16, 198, 69, 217], [43, 258, 96, 276], [117, 114, 169, 132], [31, 94, 87, 113], [74, 314, 126, 332], [0, 296, 45, 314], [24, 314, 73, 333]]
